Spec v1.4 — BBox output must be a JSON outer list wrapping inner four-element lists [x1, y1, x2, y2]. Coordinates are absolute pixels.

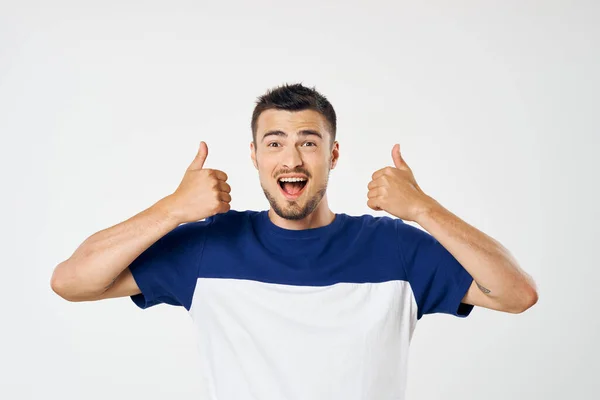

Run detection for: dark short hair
[[251, 83, 337, 147]]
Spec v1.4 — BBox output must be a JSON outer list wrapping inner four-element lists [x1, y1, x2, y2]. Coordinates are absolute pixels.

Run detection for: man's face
[[251, 109, 339, 220]]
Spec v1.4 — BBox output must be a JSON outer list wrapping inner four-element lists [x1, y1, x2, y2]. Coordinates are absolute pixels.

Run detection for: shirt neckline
[[258, 210, 347, 239]]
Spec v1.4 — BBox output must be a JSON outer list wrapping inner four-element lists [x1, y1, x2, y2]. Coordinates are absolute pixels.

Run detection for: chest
[[190, 278, 417, 347]]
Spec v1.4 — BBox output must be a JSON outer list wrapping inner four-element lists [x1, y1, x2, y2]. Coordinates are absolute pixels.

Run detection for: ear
[[250, 141, 258, 170], [330, 141, 340, 170]]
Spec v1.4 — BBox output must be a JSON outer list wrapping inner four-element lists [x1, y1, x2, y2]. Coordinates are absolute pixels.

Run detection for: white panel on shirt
[[189, 278, 418, 400]]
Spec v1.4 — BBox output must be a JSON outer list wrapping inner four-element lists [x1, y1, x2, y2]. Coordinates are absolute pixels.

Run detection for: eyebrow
[[261, 129, 323, 142]]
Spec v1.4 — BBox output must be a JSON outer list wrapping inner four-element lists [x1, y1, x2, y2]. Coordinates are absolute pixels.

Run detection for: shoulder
[[341, 213, 432, 249], [207, 209, 259, 225], [342, 213, 405, 233], [161, 210, 258, 241], [335, 213, 408, 249], [203, 209, 261, 235]]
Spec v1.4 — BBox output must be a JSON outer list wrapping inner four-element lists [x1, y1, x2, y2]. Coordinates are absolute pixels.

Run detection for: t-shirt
[[128, 209, 474, 400]]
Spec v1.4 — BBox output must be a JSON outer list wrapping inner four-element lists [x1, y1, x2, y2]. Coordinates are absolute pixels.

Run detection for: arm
[[51, 142, 231, 304], [50, 196, 181, 302], [415, 197, 538, 314], [367, 144, 538, 315]]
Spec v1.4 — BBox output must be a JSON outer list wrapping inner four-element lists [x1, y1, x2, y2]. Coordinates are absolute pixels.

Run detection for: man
[[51, 83, 538, 399]]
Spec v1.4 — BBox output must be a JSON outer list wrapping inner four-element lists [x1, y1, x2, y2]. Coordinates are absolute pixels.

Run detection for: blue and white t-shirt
[[129, 209, 474, 400]]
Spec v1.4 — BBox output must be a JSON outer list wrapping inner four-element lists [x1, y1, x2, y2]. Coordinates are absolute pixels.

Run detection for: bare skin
[[52, 109, 339, 302], [52, 107, 537, 313], [50, 142, 231, 301], [250, 109, 340, 231]]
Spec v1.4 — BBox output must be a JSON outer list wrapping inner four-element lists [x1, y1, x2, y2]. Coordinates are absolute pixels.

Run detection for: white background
[[1, 1, 598, 399]]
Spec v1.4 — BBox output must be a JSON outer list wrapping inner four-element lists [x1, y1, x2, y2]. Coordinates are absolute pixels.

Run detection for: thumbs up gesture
[[164, 141, 232, 223], [367, 144, 436, 222]]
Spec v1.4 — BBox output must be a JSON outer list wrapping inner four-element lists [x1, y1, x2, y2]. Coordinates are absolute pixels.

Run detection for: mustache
[[275, 168, 311, 179]]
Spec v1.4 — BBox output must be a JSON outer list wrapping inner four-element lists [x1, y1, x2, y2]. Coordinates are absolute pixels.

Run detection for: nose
[[281, 145, 303, 170]]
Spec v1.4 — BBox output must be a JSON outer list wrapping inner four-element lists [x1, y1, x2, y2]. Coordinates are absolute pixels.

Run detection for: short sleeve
[[396, 219, 474, 320], [129, 218, 213, 311]]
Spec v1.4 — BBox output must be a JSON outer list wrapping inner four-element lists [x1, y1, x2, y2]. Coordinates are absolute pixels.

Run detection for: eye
[[302, 141, 316, 147], [267, 142, 280, 147]]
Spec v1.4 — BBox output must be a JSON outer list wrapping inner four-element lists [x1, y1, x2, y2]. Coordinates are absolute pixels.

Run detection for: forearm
[[415, 197, 537, 311], [51, 196, 181, 300]]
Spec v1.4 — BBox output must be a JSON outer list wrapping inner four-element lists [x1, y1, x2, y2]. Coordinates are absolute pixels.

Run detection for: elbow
[[50, 275, 70, 301], [510, 285, 539, 314], [523, 286, 539, 312], [50, 262, 99, 302], [50, 264, 78, 302]]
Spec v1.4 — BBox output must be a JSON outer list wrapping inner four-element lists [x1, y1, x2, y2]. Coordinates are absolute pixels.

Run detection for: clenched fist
[[367, 144, 436, 222], [163, 141, 231, 223]]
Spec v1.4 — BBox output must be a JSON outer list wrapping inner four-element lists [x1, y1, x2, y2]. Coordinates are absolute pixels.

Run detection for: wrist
[[414, 195, 442, 224], [153, 196, 184, 225]]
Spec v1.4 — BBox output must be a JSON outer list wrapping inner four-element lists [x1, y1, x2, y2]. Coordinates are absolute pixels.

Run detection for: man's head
[[250, 83, 339, 221]]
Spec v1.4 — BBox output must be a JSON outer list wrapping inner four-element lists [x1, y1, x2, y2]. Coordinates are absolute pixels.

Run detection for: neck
[[268, 195, 335, 230]]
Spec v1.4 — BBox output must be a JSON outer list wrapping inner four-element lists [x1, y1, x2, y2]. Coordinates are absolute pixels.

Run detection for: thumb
[[188, 141, 208, 170], [391, 143, 405, 169]]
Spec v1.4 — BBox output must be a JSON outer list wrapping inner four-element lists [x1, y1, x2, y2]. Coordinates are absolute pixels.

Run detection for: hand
[[163, 141, 231, 223], [367, 144, 435, 222]]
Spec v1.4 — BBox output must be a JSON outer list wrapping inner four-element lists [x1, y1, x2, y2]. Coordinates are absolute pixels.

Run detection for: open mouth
[[278, 177, 308, 198]]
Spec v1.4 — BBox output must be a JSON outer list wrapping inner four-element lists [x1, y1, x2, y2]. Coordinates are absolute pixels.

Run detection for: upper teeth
[[279, 177, 307, 182]]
